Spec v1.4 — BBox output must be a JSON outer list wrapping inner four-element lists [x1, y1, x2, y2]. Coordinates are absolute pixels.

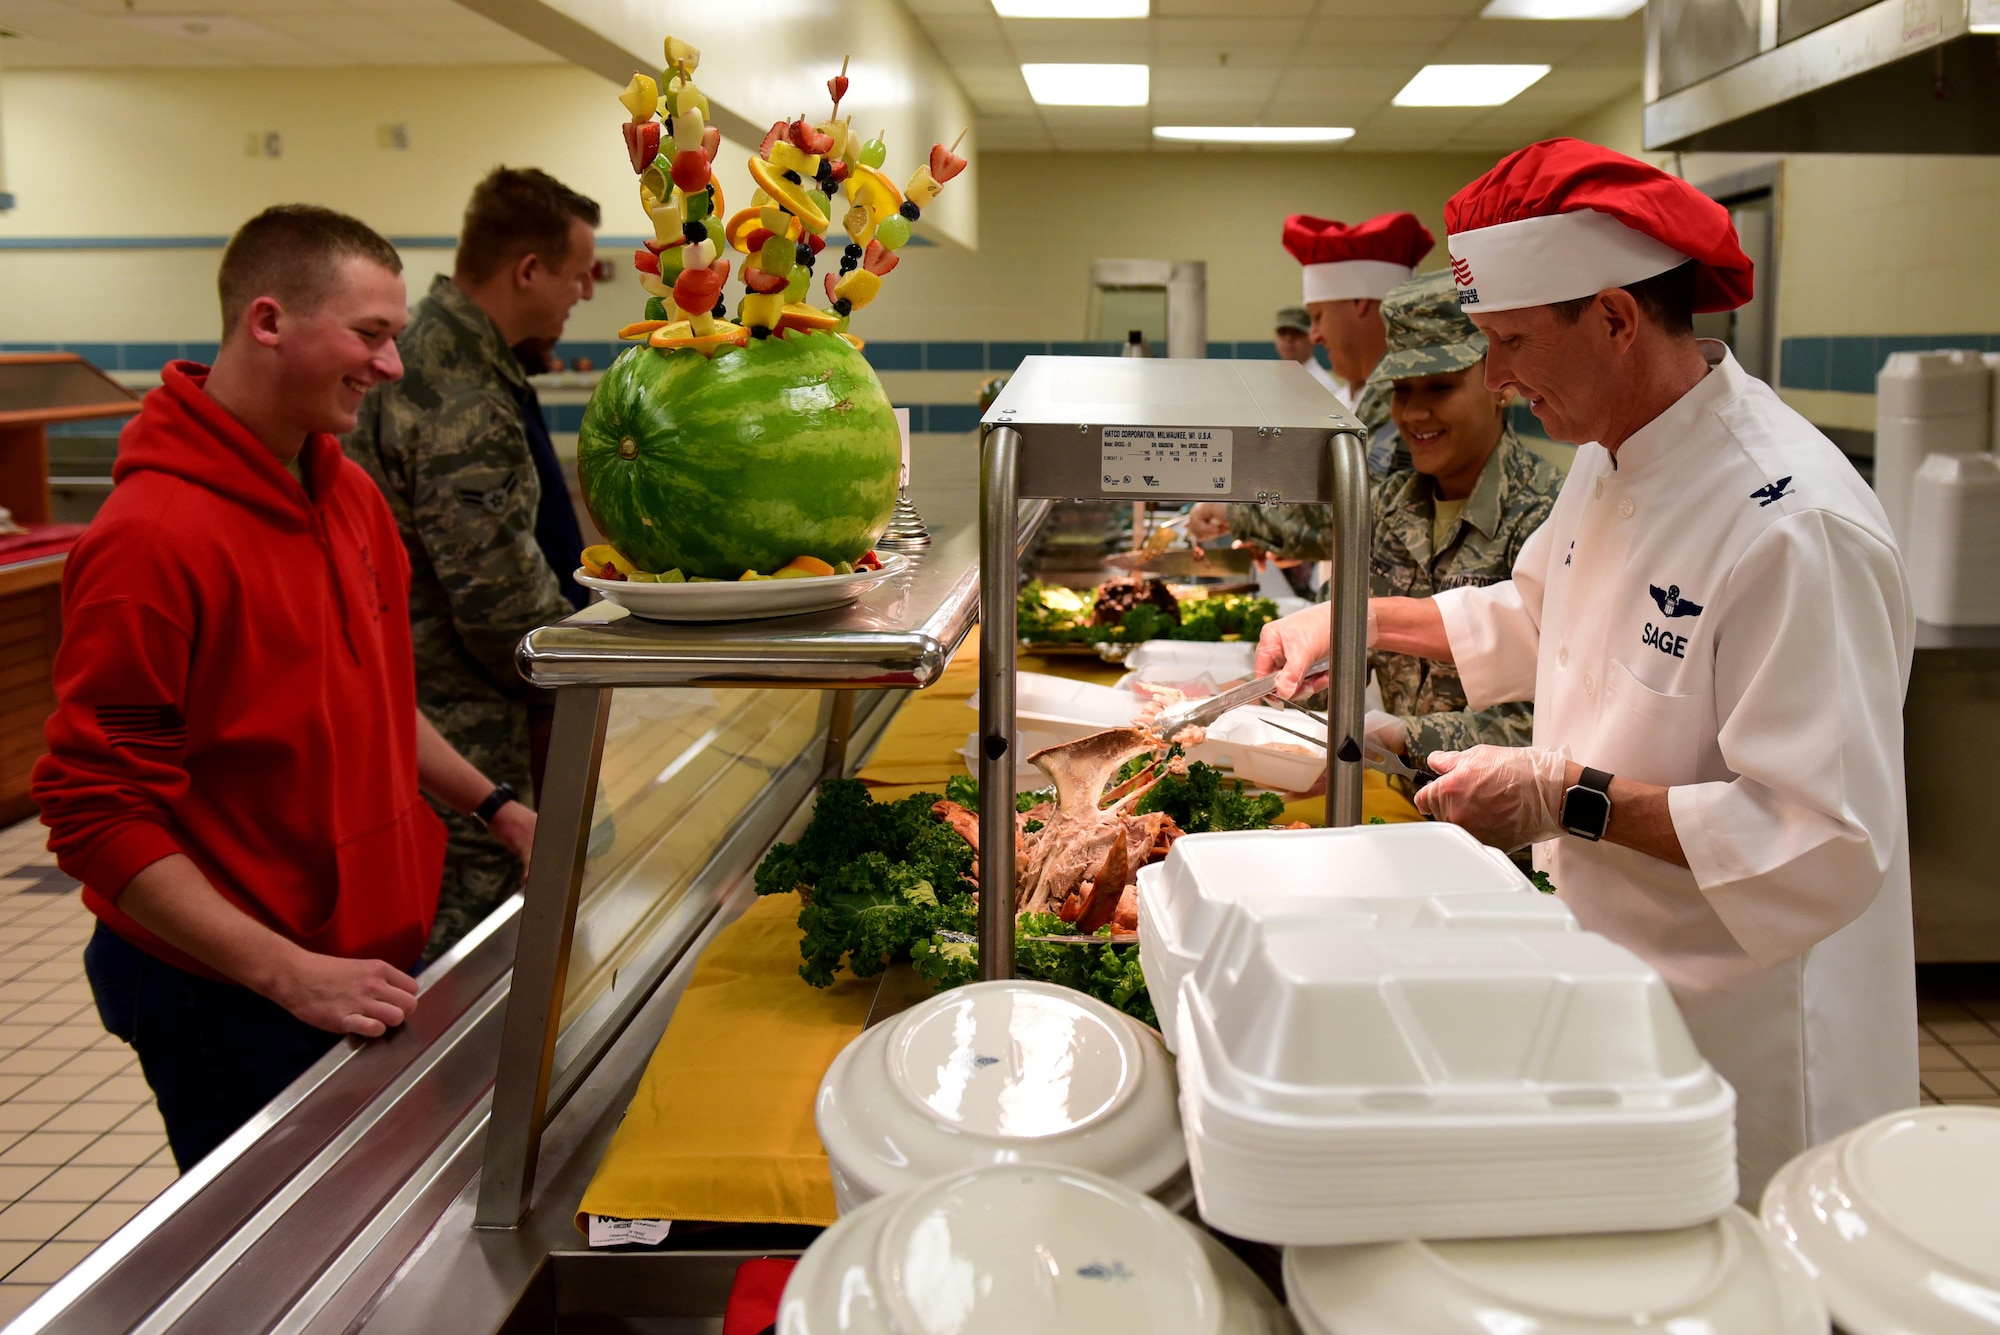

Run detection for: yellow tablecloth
[[575, 892, 872, 1230], [578, 635, 1420, 1228]]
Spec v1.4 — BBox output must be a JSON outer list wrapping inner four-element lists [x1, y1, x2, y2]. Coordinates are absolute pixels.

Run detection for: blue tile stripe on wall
[[23, 336, 2000, 441]]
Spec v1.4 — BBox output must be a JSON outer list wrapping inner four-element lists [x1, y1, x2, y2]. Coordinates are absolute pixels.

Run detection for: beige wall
[[1558, 91, 2000, 430], [0, 65, 1504, 349], [863, 148, 1502, 345]]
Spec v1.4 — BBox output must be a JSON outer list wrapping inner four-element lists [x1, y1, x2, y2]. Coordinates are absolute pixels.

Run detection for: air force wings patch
[[1649, 584, 1704, 618]]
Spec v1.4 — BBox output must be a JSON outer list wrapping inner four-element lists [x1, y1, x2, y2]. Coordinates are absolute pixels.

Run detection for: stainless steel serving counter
[[9, 466, 1030, 1334]]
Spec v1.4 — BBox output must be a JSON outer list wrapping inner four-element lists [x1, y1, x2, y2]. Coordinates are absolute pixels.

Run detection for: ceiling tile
[[1155, 0, 1319, 14]]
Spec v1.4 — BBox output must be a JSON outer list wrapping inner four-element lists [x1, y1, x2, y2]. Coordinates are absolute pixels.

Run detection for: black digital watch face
[[1563, 786, 1611, 840]]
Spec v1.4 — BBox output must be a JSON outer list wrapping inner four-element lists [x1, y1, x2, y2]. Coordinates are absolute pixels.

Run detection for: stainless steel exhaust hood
[[1645, 0, 2000, 152]]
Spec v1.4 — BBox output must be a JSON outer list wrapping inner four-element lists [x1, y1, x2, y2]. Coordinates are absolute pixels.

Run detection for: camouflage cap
[[1368, 268, 1488, 384], [1274, 306, 1311, 334]]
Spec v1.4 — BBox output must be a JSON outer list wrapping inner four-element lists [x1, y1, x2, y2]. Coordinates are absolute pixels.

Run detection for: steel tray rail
[[476, 500, 1050, 1230], [976, 356, 1371, 982]]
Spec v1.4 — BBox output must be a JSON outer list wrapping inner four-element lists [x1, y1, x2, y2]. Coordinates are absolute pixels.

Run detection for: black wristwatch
[[473, 782, 519, 828], [1561, 767, 1614, 841]]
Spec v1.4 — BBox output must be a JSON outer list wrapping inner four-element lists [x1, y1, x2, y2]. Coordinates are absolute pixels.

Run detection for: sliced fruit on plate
[[582, 543, 638, 579], [776, 554, 836, 578]]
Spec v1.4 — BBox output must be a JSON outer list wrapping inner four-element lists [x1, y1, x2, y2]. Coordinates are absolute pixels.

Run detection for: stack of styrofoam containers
[[1874, 348, 1992, 545], [1906, 451, 2000, 624], [1175, 913, 1739, 1245], [1136, 824, 1575, 1048]]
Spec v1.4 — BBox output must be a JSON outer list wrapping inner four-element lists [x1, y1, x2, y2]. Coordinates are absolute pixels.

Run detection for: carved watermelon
[[577, 331, 900, 579]]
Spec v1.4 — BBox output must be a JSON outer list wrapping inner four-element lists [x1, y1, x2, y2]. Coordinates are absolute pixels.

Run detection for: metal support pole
[[1327, 429, 1370, 828], [977, 425, 1021, 981], [475, 684, 611, 1228], [820, 690, 856, 779]]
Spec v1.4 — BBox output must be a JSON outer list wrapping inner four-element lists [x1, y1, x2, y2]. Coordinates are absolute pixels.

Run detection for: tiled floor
[[0, 819, 173, 1325], [1916, 969, 2000, 1106]]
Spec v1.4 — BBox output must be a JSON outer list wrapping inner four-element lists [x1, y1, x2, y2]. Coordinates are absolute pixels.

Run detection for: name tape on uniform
[[1100, 427, 1232, 495]]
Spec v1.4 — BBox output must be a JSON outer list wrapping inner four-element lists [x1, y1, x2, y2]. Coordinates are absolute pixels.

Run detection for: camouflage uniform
[[1371, 429, 1558, 761], [1359, 269, 1562, 762], [344, 276, 574, 957]]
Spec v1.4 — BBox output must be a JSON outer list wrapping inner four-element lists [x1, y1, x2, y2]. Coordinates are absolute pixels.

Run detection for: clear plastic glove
[[1414, 745, 1570, 853], [1363, 710, 1408, 755], [1254, 601, 1380, 699]]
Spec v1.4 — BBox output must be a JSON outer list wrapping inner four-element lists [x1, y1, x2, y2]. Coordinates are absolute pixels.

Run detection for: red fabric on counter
[[0, 524, 88, 568], [33, 361, 444, 978], [721, 1257, 797, 1335]]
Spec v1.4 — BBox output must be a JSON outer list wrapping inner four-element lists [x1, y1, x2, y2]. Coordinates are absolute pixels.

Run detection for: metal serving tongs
[[1267, 696, 1432, 781], [1152, 664, 1320, 745]]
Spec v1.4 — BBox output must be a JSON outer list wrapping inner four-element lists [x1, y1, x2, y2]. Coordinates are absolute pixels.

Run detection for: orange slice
[[649, 320, 750, 355], [838, 331, 865, 352], [725, 206, 800, 254], [747, 157, 829, 235], [844, 164, 903, 221], [776, 303, 841, 334], [618, 319, 673, 340]]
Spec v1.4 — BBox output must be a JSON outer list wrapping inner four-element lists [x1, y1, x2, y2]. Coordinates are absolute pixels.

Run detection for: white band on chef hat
[[1302, 259, 1415, 305], [1446, 209, 1689, 314]]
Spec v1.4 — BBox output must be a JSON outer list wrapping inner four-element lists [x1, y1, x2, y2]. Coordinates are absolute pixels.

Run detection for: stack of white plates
[[778, 1163, 1299, 1335], [1762, 1105, 2000, 1334], [1176, 920, 1737, 1245], [816, 980, 1190, 1214], [1283, 1207, 1827, 1334], [1138, 824, 1566, 1048]]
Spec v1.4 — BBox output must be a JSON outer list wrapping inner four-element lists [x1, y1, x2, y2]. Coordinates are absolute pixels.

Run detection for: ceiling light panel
[[995, 0, 1147, 14], [1392, 63, 1552, 106], [1021, 63, 1151, 106], [1152, 126, 1355, 143], [1480, 0, 1646, 18]]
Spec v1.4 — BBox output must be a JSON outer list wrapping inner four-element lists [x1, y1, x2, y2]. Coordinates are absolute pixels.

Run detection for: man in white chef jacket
[[1255, 139, 1917, 1199]]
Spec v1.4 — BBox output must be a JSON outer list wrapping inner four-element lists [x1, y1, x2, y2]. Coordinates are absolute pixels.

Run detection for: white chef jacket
[[1432, 342, 1917, 1199]]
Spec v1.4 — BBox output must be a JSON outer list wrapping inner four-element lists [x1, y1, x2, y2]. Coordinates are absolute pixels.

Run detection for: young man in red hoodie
[[33, 206, 539, 1170]]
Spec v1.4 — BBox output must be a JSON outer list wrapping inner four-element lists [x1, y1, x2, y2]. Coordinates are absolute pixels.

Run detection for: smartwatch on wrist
[[473, 782, 518, 829], [1561, 767, 1614, 841]]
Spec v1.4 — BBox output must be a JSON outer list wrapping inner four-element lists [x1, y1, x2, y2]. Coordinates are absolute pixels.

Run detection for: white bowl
[[816, 980, 1187, 1213], [1139, 824, 1541, 1045], [1284, 1207, 1827, 1335], [575, 551, 907, 622], [778, 1164, 1296, 1335], [1761, 1104, 2000, 1335]]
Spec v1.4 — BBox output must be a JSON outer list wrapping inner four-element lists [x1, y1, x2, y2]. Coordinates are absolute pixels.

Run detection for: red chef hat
[[1444, 138, 1753, 315], [1283, 212, 1435, 304]]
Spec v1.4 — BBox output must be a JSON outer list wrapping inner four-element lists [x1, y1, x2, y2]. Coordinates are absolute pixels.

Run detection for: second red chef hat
[[1284, 212, 1436, 305], [1444, 138, 1754, 315]]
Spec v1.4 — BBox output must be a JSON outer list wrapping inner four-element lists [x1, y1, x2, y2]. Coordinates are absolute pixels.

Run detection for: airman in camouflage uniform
[[344, 275, 574, 955], [1363, 270, 1561, 762]]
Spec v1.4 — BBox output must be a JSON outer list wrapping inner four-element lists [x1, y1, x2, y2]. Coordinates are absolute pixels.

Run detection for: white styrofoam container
[[1906, 451, 2000, 626], [967, 670, 1142, 742], [1124, 640, 1260, 697], [1875, 350, 1994, 542], [1174, 924, 1738, 1244], [1202, 706, 1329, 791], [1138, 823, 1566, 1049]]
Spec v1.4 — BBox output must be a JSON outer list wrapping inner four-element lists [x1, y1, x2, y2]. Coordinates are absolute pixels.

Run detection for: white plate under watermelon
[[574, 552, 908, 622]]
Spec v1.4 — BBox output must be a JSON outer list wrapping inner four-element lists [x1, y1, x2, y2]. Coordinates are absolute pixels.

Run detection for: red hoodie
[[33, 362, 445, 978]]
